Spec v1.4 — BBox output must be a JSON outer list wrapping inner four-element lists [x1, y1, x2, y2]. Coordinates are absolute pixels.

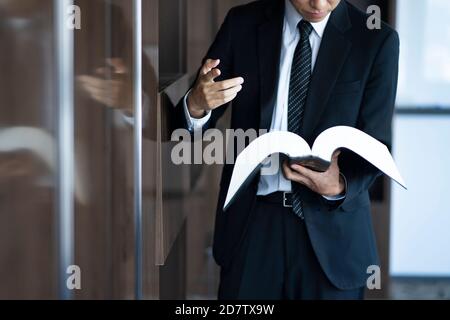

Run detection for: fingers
[[211, 84, 243, 100], [201, 59, 220, 76], [203, 84, 243, 108], [203, 68, 222, 82], [77, 76, 122, 91], [329, 149, 342, 171], [282, 162, 313, 187], [190, 58, 244, 112], [290, 163, 320, 180], [193, 75, 244, 110], [332, 150, 341, 161], [95, 67, 108, 76], [212, 77, 245, 91], [201, 76, 244, 107], [95, 58, 128, 76], [106, 58, 127, 74], [76, 75, 123, 108], [283, 159, 344, 196], [78, 75, 104, 89]]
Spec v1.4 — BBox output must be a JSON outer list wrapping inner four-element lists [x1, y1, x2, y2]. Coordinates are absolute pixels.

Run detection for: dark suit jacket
[[174, 0, 399, 290]]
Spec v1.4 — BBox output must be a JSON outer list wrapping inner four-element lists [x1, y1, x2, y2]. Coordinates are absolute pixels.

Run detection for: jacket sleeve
[[336, 29, 400, 209]]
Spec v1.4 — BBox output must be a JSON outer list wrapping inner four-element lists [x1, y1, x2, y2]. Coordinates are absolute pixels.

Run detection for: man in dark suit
[[176, 0, 399, 299]]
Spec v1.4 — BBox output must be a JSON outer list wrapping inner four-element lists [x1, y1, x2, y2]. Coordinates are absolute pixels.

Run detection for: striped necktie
[[287, 20, 314, 219]]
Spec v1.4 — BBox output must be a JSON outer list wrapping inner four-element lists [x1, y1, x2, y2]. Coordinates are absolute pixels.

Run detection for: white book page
[[312, 126, 407, 189], [223, 131, 310, 210]]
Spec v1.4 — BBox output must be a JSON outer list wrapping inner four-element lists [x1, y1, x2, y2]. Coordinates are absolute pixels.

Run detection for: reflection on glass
[[1, 0, 165, 299], [72, 0, 137, 299], [0, 0, 57, 299]]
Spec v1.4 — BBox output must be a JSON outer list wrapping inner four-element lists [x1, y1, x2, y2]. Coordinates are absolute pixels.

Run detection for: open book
[[224, 126, 406, 211]]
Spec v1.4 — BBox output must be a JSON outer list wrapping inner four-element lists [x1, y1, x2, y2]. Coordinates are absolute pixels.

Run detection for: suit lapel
[[301, 1, 352, 142], [258, 1, 285, 132]]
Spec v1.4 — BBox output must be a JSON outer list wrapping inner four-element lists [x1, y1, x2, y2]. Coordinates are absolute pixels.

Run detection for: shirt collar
[[284, 0, 331, 40]]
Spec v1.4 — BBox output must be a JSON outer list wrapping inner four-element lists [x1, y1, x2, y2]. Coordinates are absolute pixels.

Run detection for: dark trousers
[[218, 196, 365, 300]]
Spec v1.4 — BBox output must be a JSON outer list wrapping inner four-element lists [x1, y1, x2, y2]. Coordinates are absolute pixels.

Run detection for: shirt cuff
[[322, 173, 347, 201], [119, 92, 150, 128], [183, 90, 211, 132], [121, 113, 135, 126]]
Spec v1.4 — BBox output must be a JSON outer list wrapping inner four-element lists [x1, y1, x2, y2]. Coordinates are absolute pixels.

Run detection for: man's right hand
[[187, 59, 244, 119]]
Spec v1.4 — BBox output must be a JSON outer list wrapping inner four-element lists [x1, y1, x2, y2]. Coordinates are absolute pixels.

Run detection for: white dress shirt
[[183, 0, 345, 200]]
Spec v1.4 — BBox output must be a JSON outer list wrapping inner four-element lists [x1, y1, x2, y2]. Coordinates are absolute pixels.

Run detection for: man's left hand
[[282, 150, 345, 197]]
